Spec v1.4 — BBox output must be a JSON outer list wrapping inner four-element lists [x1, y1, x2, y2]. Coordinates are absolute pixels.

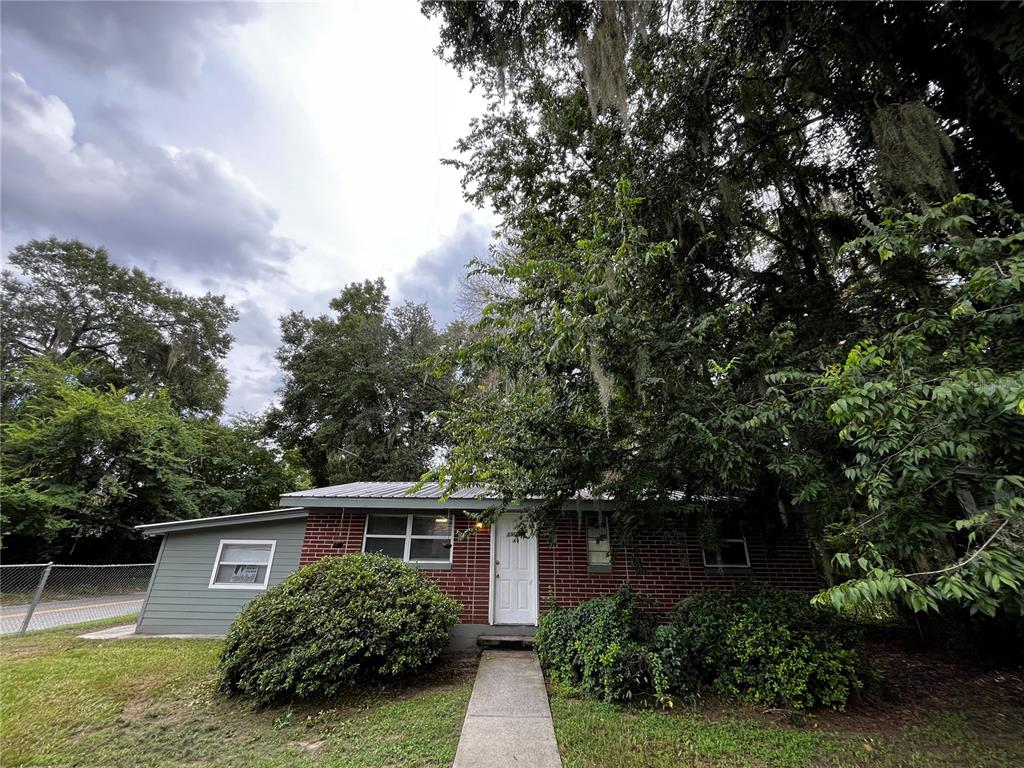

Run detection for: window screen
[[702, 530, 750, 568], [210, 541, 274, 588]]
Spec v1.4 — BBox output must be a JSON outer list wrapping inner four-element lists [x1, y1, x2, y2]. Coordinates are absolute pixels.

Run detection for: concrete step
[[477, 634, 536, 650]]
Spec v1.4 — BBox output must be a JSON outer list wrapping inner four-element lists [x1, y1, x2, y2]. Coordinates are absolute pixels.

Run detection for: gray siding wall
[[136, 517, 306, 635]]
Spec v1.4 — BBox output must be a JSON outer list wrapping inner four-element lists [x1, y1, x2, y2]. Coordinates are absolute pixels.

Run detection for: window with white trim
[[586, 513, 612, 567], [363, 513, 453, 564], [209, 540, 276, 589]]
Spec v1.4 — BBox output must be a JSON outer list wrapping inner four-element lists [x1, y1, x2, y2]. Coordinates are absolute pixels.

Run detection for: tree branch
[[904, 517, 1010, 580]]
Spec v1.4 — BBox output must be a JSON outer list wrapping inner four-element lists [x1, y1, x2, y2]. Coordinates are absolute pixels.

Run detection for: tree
[[422, 1, 1024, 616], [0, 359, 308, 563], [1, 358, 202, 561], [763, 198, 1024, 618], [270, 279, 454, 487], [191, 414, 310, 518], [2, 238, 236, 416]]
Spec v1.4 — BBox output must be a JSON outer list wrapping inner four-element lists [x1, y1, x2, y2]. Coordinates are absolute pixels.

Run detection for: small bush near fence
[[536, 586, 864, 710], [218, 553, 461, 704]]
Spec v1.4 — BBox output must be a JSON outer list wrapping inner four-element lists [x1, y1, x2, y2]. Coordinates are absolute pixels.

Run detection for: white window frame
[[702, 537, 751, 569], [362, 513, 454, 565], [585, 512, 612, 567], [208, 539, 277, 590]]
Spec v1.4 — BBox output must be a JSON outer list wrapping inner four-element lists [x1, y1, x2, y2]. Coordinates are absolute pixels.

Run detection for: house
[[134, 481, 820, 647]]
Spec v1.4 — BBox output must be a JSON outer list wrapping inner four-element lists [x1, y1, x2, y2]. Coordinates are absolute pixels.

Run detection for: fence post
[[18, 562, 54, 637]]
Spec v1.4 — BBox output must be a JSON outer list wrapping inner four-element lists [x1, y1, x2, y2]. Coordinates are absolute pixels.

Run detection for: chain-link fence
[[1, 563, 154, 635]]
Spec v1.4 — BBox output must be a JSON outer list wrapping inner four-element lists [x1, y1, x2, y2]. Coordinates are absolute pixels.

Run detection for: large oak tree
[[422, 1, 1024, 617]]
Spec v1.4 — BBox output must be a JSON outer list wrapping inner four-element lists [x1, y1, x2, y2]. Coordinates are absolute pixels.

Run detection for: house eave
[[135, 507, 308, 536]]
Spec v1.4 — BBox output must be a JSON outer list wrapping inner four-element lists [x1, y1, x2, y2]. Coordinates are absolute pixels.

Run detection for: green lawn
[[550, 686, 1024, 768], [1, 621, 474, 767]]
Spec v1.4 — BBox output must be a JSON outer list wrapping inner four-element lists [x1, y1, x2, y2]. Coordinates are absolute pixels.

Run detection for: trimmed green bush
[[218, 553, 460, 704], [669, 586, 863, 710], [536, 588, 672, 704]]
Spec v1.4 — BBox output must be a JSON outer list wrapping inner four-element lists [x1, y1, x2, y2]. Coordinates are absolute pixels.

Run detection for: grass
[[1, 620, 474, 767], [550, 679, 1024, 768]]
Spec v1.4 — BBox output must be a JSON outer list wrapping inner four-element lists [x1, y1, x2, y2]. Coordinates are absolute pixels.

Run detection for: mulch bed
[[700, 636, 1024, 738]]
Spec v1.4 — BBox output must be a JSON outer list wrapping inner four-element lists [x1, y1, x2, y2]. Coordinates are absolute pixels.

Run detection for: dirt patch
[[290, 738, 325, 754], [364, 651, 480, 703]]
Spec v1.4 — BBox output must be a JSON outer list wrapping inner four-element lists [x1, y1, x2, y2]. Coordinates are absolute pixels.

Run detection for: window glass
[[219, 543, 272, 565], [411, 514, 450, 536], [703, 538, 749, 567], [364, 537, 406, 559], [364, 513, 454, 564], [409, 538, 450, 561], [586, 514, 612, 566], [366, 515, 407, 536], [215, 563, 268, 584], [211, 541, 274, 587]]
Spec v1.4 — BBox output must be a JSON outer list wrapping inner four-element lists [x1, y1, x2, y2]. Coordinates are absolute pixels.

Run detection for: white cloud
[[1, 3, 495, 416], [1, 71, 293, 280], [1, 1, 259, 93], [395, 212, 493, 324]]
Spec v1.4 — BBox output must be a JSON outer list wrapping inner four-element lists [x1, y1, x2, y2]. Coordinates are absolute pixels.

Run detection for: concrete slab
[[78, 624, 137, 640], [453, 650, 562, 768], [79, 625, 222, 641]]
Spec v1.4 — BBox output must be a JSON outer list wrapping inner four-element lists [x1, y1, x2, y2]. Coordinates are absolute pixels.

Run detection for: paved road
[[0, 593, 145, 635]]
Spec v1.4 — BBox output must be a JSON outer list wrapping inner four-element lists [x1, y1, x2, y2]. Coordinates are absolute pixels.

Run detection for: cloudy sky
[[1, 1, 493, 414]]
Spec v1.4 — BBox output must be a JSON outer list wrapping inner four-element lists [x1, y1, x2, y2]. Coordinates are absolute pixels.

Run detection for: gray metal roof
[[279, 481, 616, 511], [136, 507, 307, 535], [281, 481, 498, 500]]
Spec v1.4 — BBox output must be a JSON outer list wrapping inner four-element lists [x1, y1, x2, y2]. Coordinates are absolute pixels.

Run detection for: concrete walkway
[[453, 650, 562, 768]]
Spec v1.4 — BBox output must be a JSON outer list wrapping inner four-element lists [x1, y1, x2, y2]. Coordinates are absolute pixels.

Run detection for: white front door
[[493, 513, 538, 625]]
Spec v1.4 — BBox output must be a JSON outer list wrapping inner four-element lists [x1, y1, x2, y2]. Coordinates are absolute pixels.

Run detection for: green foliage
[[218, 554, 460, 704], [270, 279, 459, 487], [1, 358, 200, 560], [754, 197, 1024, 618], [1, 238, 236, 416], [537, 586, 863, 710], [536, 588, 672, 705], [190, 414, 310, 517], [0, 359, 305, 561], [421, 0, 1024, 620], [669, 587, 863, 710]]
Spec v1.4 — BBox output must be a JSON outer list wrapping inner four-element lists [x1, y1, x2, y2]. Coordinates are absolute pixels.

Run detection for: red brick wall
[[299, 510, 492, 624], [538, 515, 820, 614], [300, 508, 820, 625]]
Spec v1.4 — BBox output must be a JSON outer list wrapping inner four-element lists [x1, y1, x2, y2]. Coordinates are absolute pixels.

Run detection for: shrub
[[669, 586, 863, 710], [651, 624, 699, 697], [218, 553, 460, 704], [536, 588, 671, 704]]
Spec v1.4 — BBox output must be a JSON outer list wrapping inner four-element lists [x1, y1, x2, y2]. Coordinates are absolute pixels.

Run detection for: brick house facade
[[298, 501, 820, 626], [301, 510, 493, 624], [132, 482, 823, 642]]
